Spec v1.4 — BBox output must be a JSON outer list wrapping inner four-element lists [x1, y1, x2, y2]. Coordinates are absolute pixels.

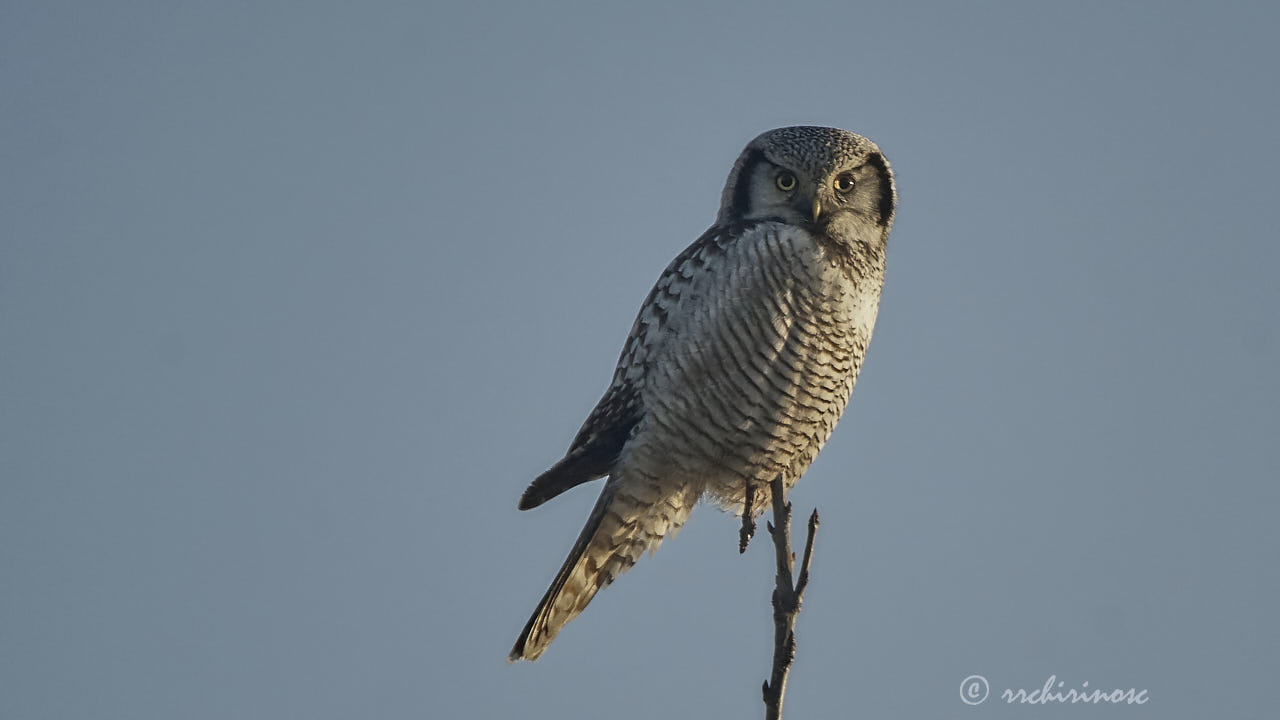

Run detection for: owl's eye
[[834, 173, 856, 193], [775, 172, 797, 192]]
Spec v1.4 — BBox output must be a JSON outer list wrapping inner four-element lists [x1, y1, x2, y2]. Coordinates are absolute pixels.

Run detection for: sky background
[[3, 1, 1278, 718]]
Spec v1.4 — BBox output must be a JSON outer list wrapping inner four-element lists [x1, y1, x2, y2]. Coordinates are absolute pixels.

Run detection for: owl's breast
[[630, 223, 884, 491]]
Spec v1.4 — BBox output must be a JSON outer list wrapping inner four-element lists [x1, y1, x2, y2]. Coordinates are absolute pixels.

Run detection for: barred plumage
[[511, 126, 896, 661]]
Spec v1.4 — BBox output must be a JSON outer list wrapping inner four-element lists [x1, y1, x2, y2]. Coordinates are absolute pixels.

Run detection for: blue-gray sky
[[3, 2, 1277, 718]]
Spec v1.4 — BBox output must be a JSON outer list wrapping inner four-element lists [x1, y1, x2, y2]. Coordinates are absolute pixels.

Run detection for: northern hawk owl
[[510, 126, 896, 661]]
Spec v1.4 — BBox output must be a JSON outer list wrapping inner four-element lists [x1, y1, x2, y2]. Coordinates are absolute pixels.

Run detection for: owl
[[510, 126, 896, 661]]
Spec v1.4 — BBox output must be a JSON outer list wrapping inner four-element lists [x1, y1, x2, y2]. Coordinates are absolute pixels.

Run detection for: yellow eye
[[834, 173, 856, 193], [775, 172, 797, 192]]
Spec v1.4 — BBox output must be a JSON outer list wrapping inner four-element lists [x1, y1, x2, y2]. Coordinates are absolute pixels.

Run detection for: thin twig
[[760, 476, 819, 720], [740, 481, 757, 554], [795, 510, 819, 597]]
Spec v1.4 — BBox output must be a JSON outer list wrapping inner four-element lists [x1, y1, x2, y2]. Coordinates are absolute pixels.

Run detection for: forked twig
[[760, 476, 820, 720]]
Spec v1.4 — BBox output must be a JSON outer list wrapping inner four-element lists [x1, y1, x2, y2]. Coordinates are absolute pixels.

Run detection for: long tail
[[509, 476, 698, 661]]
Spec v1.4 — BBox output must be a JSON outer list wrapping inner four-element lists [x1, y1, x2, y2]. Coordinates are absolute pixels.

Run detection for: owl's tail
[[509, 477, 698, 661]]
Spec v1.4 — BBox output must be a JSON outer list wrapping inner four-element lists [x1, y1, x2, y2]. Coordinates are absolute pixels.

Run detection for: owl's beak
[[811, 197, 823, 223]]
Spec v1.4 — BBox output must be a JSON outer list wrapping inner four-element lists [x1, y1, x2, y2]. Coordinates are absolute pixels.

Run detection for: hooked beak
[[811, 196, 823, 223]]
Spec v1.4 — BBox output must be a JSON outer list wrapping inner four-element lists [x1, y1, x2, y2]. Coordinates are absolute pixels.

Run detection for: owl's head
[[717, 126, 896, 246]]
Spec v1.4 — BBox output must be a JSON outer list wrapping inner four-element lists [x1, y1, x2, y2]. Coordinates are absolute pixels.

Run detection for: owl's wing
[[517, 225, 737, 511], [517, 381, 640, 510]]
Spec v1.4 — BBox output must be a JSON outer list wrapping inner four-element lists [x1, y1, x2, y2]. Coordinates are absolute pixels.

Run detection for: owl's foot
[[739, 482, 757, 553]]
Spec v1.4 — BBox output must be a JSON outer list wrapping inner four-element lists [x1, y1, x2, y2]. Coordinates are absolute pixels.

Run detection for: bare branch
[[760, 476, 819, 720]]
